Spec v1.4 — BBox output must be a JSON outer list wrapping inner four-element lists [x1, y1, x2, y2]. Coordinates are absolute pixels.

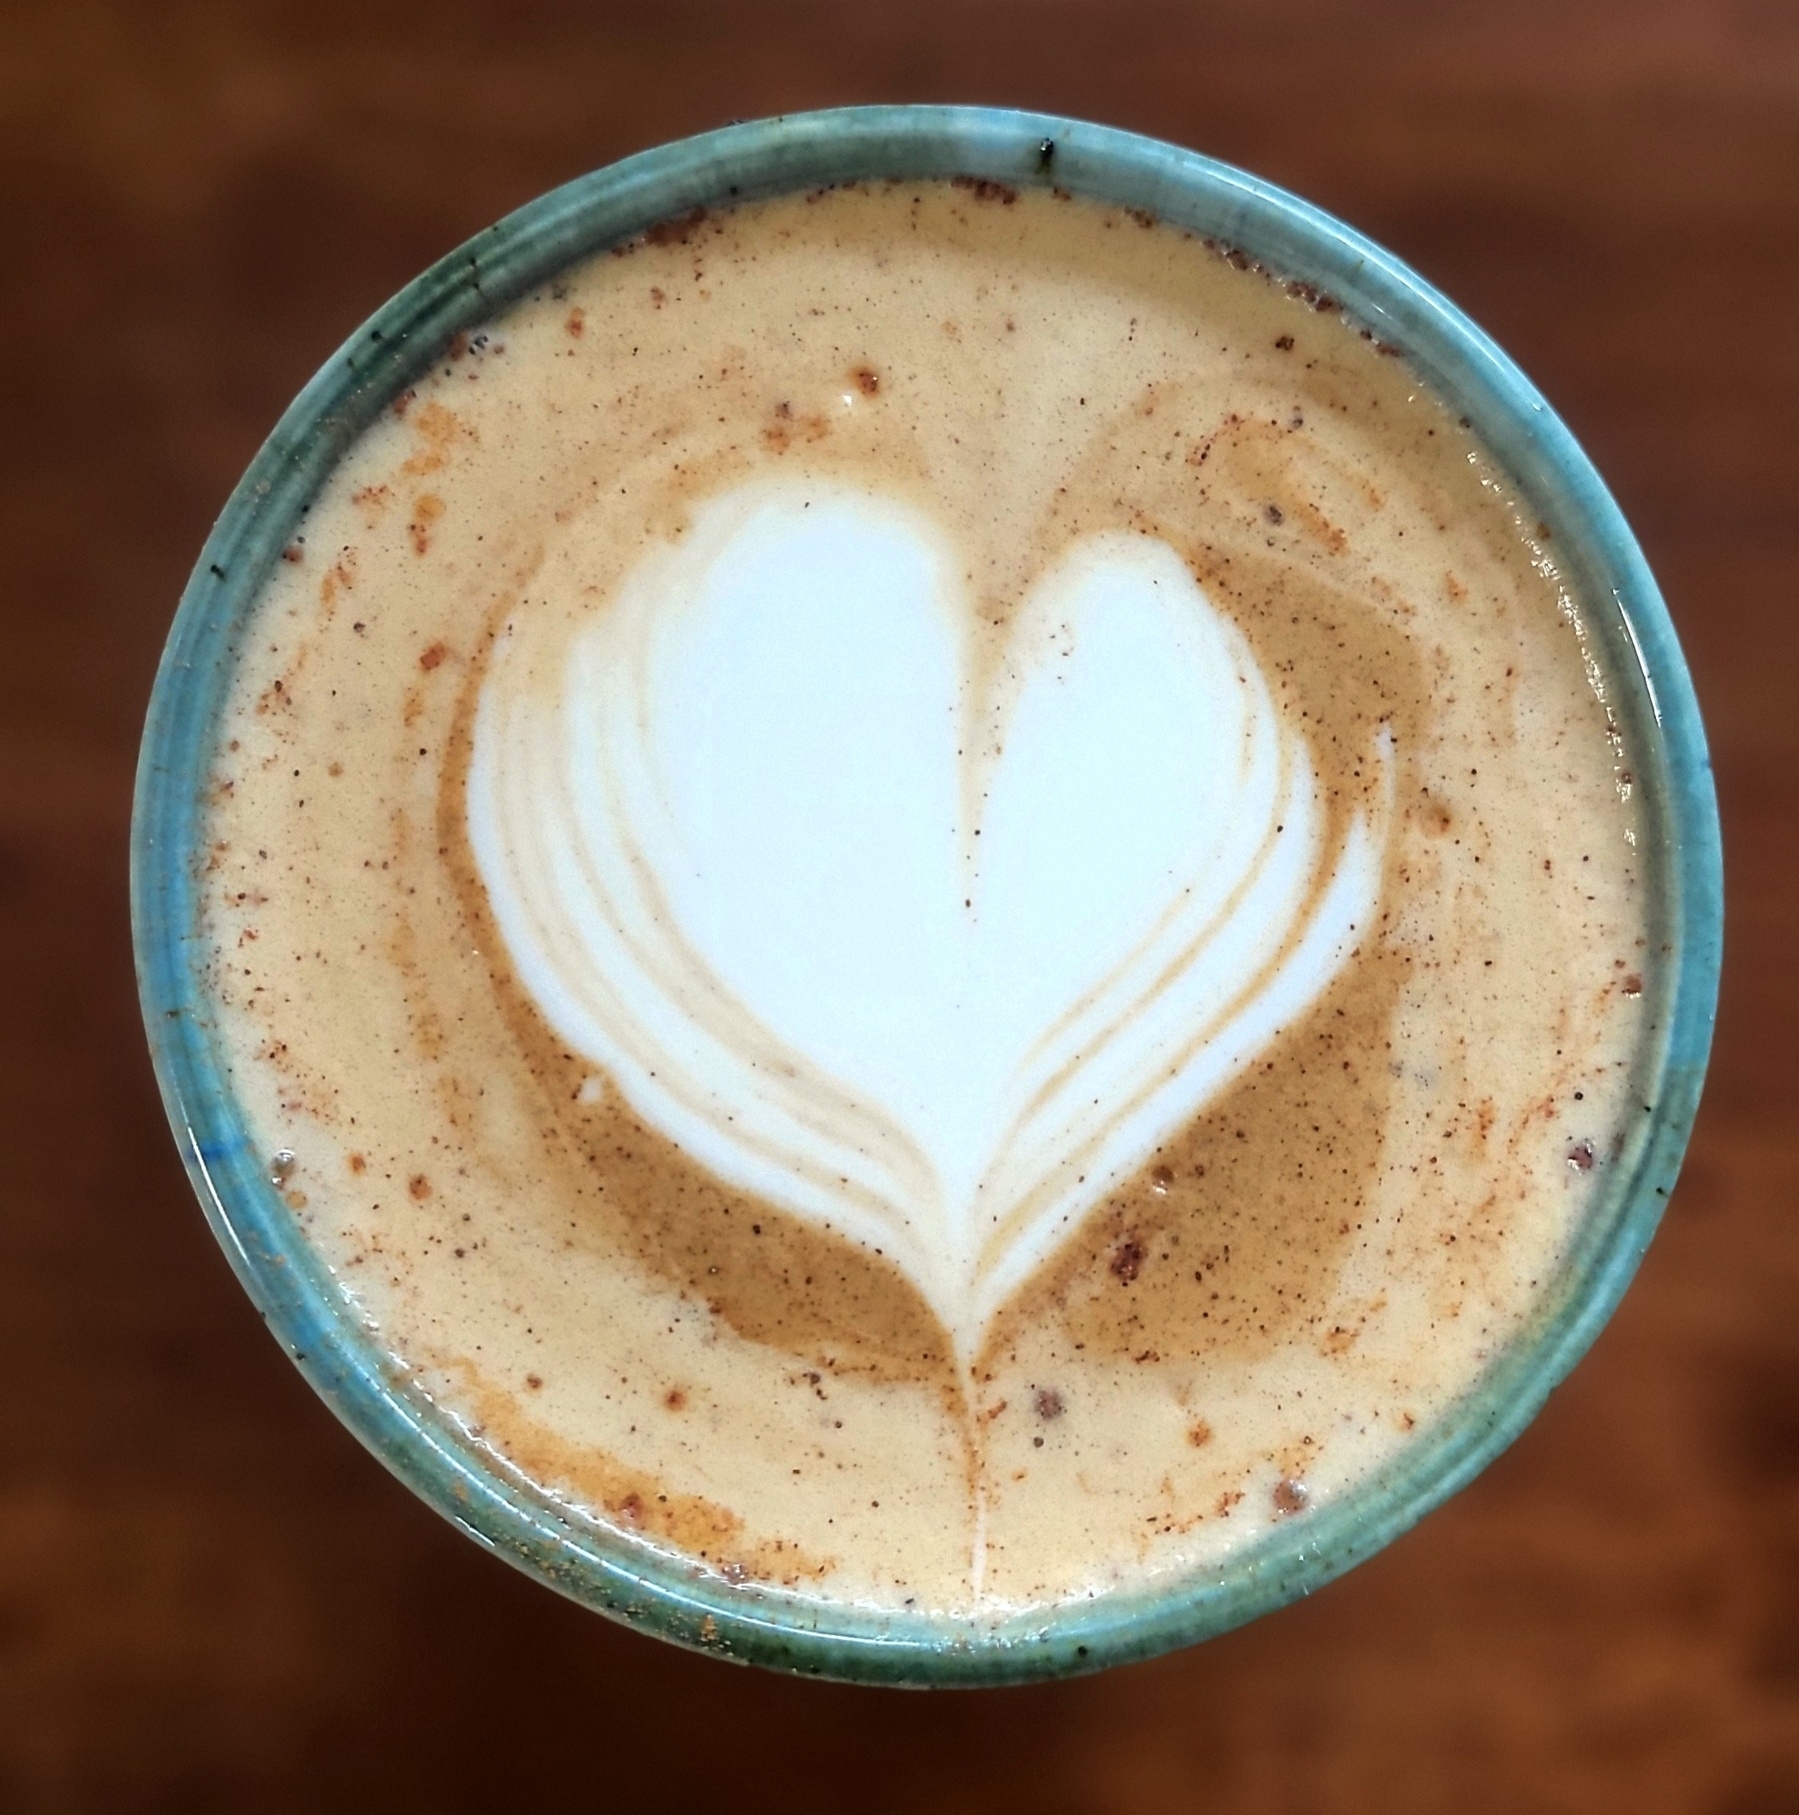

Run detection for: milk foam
[[468, 480, 1394, 1356], [207, 183, 1652, 1612]]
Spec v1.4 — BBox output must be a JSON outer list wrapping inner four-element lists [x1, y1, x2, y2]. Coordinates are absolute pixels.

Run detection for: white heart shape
[[469, 481, 1393, 1359]]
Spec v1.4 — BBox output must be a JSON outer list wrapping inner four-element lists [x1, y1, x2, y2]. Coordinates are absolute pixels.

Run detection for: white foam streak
[[468, 482, 1393, 1356]]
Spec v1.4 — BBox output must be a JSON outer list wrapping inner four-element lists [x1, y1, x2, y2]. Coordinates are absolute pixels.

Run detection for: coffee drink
[[204, 180, 1649, 1612]]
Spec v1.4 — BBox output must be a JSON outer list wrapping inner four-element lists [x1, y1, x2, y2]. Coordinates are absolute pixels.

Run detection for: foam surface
[[202, 184, 1651, 1613]]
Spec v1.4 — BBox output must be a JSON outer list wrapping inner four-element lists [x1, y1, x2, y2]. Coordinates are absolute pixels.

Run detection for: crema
[[204, 180, 1649, 1612]]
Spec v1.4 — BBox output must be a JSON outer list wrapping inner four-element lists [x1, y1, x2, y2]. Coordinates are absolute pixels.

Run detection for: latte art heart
[[468, 481, 1394, 1357]]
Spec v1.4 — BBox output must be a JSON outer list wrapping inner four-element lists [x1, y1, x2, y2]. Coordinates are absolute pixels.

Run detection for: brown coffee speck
[[1110, 1237, 1145, 1283], [1273, 1478, 1309, 1515], [1150, 1163, 1174, 1194], [1034, 1388, 1065, 1420], [950, 175, 1018, 205], [408, 494, 444, 556], [526, 1373, 543, 1391], [1622, 973, 1643, 997], [1283, 279, 1338, 311], [348, 1152, 366, 1174], [1274, 334, 1294, 351], [565, 307, 585, 337], [1417, 791, 1453, 836], [1566, 1140, 1596, 1172], [664, 1388, 687, 1410], [852, 364, 880, 396], [1188, 1420, 1214, 1447], [419, 642, 449, 672], [762, 405, 830, 453], [409, 1174, 432, 1200]]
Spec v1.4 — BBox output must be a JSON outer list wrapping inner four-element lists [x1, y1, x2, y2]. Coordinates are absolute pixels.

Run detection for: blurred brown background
[[3, 1, 1796, 1808]]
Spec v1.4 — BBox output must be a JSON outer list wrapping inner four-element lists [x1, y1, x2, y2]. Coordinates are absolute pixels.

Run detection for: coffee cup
[[133, 105, 1722, 1685]]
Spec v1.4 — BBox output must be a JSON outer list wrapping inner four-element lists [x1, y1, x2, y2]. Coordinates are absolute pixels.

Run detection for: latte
[[203, 180, 1649, 1612]]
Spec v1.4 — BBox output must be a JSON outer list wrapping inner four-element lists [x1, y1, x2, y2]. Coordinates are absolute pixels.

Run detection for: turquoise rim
[[131, 106, 1722, 1687]]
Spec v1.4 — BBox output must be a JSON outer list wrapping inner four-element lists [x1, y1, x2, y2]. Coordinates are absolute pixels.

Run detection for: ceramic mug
[[131, 105, 1722, 1686]]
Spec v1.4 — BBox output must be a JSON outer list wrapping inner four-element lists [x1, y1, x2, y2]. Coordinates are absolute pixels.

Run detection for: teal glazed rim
[[131, 106, 1723, 1687]]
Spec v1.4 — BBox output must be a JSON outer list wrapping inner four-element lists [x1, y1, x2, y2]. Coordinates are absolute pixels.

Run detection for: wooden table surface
[[3, 2, 1795, 1807]]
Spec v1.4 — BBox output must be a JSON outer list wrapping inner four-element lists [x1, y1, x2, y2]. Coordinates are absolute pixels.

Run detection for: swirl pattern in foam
[[468, 479, 1394, 1356]]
